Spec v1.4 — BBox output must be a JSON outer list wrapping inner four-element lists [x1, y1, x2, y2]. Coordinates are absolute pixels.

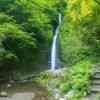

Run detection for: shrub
[[36, 60, 94, 99], [60, 60, 94, 98]]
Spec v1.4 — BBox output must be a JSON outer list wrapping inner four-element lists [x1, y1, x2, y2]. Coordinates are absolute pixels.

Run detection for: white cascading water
[[51, 13, 62, 71]]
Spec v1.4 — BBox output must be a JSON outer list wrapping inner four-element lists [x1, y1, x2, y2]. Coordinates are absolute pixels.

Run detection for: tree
[[60, 0, 100, 65], [0, 0, 67, 80]]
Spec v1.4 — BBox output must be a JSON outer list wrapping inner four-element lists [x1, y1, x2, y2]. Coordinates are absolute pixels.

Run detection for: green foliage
[[0, 0, 67, 80], [70, 60, 93, 91], [36, 60, 93, 99], [60, 19, 88, 65], [0, 1, 99, 99], [0, 0, 14, 12], [60, 0, 100, 65], [0, 22, 37, 79], [60, 60, 93, 99], [0, 13, 15, 24], [60, 83, 71, 93], [5, 0, 67, 45]]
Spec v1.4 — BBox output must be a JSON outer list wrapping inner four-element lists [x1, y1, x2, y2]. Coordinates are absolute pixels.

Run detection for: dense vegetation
[[37, 0, 100, 99], [1, 0, 100, 99], [0, 0, 66, 79], [60, 0, 100, 65], [38, 60, 93, 99]]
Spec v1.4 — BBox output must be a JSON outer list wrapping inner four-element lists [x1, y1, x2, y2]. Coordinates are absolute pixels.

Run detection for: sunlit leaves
[[66, 0, 95, 22], [81, 0, 93, 17], [60, 0, 100, 66]]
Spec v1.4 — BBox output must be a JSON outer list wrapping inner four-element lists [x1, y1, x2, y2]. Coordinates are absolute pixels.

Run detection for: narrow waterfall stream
[[50, 13, 62, 71]]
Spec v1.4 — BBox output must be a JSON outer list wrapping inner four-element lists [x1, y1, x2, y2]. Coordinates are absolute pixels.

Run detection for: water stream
[[50, 13, 62, 71]]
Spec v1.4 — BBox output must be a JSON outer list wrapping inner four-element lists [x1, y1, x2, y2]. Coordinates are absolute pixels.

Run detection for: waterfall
[[50, 13, 62, 71]]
